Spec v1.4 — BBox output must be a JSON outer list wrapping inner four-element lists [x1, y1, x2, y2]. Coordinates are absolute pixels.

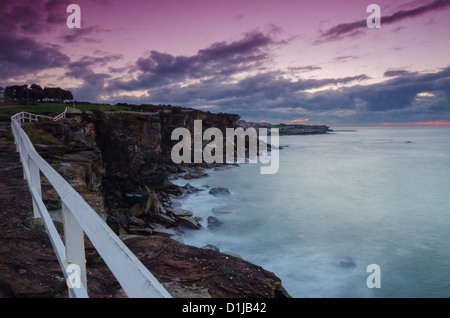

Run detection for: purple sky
[[1, 0, 450, 125]]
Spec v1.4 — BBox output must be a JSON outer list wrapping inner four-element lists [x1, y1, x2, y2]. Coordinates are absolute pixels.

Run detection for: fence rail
[[10, 109, 171, 298]]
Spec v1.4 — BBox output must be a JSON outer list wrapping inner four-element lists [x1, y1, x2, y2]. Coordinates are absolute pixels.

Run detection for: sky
[[1, 0, 450, 126]]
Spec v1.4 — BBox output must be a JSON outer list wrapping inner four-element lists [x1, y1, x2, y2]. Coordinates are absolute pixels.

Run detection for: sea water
[[171, 127, 450, 298]]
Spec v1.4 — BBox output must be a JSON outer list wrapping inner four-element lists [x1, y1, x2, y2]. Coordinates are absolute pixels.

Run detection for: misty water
[[172, 127, 450, 297]]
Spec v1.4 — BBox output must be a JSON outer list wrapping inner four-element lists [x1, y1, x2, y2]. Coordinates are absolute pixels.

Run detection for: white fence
[[10, 109, 171, 298]]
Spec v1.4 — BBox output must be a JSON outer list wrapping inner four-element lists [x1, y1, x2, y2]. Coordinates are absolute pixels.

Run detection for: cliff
[[0, 107, 290, 298]]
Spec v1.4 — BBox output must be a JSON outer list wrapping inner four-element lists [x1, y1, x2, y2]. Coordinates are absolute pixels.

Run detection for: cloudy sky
[[1, 0, 450, 126]]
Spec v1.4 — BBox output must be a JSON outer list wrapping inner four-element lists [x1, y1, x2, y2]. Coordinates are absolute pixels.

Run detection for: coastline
[[0, 113, 292, 298]]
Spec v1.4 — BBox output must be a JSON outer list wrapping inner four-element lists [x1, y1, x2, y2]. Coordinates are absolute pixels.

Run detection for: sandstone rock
[[128, 216, 145, 227], [122, 235, 290, 298], [149, 223, 177, 237], [183, 169, 208, 179], [155, 213, 177, 226], [128, 203, 144, 217], [127, 227, 152, 235], [167, 208, 193, 217], [177, 216, 202, 229]]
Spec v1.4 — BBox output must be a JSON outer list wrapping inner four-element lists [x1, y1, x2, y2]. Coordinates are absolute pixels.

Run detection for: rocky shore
[[0, 107, 291, 298]]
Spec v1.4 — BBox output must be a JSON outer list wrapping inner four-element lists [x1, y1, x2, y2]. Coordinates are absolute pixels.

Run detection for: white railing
[[10, 111, 171, 298]]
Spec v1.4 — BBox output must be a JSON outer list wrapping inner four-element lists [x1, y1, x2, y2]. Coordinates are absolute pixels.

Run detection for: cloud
[[318, 0, 450, 42], [288, 66, 322, 73], [110, 31, 277, 91], [0, 34, 70, 80], [384, 69, 417, 77], [60, 26, 112, 43], [65, 54, 123, 101]]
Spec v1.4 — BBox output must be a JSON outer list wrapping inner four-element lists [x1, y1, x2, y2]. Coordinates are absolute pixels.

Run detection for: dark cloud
[[0, 34, 70, 80], [129, 65, 449, 125], [319, 0, 450, 42], [61, 26, 102, 43], [0, 0, 70, 35], [65, 54, 123, 101], [334, 55, 359, 63], [110, 31, 276, 91], [384, 69, 418, 77], [288, 66, 322, 73]]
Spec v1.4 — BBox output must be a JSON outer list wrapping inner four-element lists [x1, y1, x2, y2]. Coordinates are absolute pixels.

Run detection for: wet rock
[[209, 187, 230, 196], [167, 208, 194, 217], [202, 244, 220, 252], [212, 206, 240, 214], [149, 223, 177, 237], [207, 216, 224, 229], [182, 183, 203, 193], [155, 213, 177, 226], [337, 257, 356, 269], [183, 169, 208, 179], [177, 216, 202, 229]]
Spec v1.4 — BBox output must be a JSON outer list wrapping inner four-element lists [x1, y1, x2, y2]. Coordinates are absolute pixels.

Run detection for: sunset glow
[[290, 119, 310, 124]]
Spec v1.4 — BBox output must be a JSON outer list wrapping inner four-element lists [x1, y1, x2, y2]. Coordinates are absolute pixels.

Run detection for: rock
[[128, 216, 145, 227], [207, 216, 223, 229], [178, 165, 190, 173], [209, 187, 230, 196], [145, 192, 166, 216], [128, 203, 144, 217], [167, 208, 193, 217], [182, 183, 203, 193], [149, 223, 177, 237], [122, 235, 290, 298], [155, 213, 177, 226], [212, 206, 240, 214], [183, 169, 209, 179], [202, 244, 220, 252], [127, 227, 152, 235], [177, 216, 202, 229], [337, 257, 356, 269]]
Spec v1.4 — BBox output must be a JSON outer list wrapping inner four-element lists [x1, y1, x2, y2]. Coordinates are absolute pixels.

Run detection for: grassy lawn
[[0, 102, 132, 116]]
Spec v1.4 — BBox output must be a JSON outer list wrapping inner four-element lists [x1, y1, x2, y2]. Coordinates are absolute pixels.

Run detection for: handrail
[[10, 110, 171, 298]]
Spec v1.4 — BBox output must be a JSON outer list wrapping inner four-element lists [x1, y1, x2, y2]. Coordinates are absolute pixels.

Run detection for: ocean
[[172, 126, 450, 298]]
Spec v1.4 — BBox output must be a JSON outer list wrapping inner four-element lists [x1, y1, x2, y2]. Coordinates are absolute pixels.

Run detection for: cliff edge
[[0, 107, 290, 298]]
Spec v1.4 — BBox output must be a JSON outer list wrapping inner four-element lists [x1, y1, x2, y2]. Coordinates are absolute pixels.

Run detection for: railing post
[[28, 157, 41, 218], [62, 202, 87, 294]]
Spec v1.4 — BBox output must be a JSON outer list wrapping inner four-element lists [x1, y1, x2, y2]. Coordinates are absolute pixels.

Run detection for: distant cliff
[[237, 119, 331, 135]]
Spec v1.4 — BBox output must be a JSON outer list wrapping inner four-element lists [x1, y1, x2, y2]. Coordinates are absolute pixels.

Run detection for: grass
[[0, 102, 132, 116], [21, 123, 62, 145]]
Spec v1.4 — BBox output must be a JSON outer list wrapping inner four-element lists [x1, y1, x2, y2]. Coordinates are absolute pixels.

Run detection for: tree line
[[4, 84, 73, 104]]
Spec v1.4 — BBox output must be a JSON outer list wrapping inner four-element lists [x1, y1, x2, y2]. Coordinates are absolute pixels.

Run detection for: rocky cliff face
[[8, 106, 290, 298]]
